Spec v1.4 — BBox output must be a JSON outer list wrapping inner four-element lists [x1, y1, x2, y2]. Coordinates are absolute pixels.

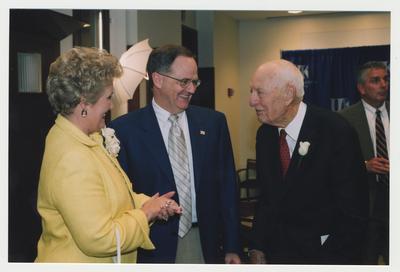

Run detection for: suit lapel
[[354, 102, 375, 159], [186, 107, 206, 191], [282, 107, 319, 192], [141, 105, 175, 184]]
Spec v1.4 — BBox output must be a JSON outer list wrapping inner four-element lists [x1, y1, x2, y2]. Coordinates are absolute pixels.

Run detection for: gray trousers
[[175, 226, 205, 263]]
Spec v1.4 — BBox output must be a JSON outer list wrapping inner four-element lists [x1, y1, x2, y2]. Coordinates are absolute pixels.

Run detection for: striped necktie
[[375, 109, 389, 185], [168, 114, 192, 237]]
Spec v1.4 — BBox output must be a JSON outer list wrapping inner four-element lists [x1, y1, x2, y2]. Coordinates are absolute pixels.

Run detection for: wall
[[110, 10, 128, 119], [213, 12, 241, 168], [53, 9, 73, 54], [110, 10, 182, 119], [137, 10, 181, 47], [196, 11, 214, 68], [238, 12, 390, 167]]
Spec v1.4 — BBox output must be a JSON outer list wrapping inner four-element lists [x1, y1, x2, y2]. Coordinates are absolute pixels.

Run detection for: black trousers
[[365, 182, 389, 265]]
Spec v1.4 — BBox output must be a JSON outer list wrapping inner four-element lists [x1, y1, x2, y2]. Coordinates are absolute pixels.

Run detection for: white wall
[[237, 12, 390, 167]]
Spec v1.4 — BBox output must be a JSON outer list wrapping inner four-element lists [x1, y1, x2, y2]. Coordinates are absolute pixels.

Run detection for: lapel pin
[[200, 130, 206, 135]]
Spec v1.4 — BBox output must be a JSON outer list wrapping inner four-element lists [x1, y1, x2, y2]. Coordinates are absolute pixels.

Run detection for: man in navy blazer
[[110, 45, 241, 264], [247, 59, 369, 264]]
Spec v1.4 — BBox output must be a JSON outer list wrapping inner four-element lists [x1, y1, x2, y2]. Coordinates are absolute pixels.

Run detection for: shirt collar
[[361, 99, 387, 115], [280, 101, 307, 142], [152, 98, 186, 123]]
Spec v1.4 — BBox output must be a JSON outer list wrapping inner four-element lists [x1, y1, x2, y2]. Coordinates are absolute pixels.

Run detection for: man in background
[[110, 45, 241, 264], [340, 61, 390, 264], [248, 59, 369, 264]]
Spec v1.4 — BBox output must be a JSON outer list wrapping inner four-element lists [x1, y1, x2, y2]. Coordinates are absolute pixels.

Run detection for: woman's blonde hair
[[46, 47, 122, 115]]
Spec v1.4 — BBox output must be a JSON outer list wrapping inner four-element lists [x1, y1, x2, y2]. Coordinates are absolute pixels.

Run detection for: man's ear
[[357, 83, 365, 96], [152, 72, 163, 89], [284, 84, 296, 106]]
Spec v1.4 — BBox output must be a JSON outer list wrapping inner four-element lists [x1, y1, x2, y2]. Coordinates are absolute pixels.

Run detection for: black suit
[[250, 105, 369, 264]]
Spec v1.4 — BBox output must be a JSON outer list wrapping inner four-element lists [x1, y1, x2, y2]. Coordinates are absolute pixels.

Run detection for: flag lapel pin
[[200, 130, 206, 135]]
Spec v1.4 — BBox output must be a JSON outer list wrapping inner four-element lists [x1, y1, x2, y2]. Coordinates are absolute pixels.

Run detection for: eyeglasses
[[157, 72, 201, 88]]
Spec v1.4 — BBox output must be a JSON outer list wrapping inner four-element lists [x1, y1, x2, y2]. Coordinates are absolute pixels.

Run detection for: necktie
[[168, 114, 192, 237], [279, 129, 291, 177], [375, 110, 389, 185]]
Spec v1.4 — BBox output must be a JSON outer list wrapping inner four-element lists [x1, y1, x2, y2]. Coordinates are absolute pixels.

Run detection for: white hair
[[262, 59, 304, 100]]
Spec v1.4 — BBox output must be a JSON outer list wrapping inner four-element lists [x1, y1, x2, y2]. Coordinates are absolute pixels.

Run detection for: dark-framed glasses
[[157, 72, 201, 88]]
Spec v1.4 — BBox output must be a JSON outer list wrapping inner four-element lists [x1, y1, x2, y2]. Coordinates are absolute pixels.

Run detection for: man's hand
[[365, 157, 389, 174], [248, 249, 266, 264], [224, 252, 241, 264]]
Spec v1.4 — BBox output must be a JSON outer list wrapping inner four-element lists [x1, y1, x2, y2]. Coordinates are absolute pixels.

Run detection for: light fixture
[[288, 11, 303, 14]]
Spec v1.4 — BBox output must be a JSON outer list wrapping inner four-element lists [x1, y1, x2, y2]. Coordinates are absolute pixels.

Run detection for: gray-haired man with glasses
[[110, 44, 241, 264]]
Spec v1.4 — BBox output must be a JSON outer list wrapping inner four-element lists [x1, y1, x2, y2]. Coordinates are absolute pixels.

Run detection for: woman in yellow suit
[[35, 47, 181, 263]]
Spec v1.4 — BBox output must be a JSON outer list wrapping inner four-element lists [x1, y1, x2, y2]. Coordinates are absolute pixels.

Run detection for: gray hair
[[357, 61, 388, 84], [46, 47, 122, 115]]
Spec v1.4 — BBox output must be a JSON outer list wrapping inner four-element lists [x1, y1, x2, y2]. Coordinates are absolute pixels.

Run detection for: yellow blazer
[[35, 115, 154, 263]]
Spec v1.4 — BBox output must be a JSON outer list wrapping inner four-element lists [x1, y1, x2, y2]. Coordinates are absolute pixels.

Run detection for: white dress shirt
[[361, 99, 390, 156], [152, 99, 198, 223], [279, 101, 307, 157]]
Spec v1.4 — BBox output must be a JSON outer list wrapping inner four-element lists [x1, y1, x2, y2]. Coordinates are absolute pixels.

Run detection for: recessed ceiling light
[[288, 11, 303, 14]]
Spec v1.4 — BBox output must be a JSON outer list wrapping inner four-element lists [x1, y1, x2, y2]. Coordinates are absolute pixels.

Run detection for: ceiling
[[220, 10, 341, 21]]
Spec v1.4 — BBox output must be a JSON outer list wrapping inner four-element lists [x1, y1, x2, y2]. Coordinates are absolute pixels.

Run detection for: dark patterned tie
[[279, 129, 291, 177], [375, 109, 389, 185]]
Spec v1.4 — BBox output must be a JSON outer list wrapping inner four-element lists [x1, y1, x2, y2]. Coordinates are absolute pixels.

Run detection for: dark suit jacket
[[339, 101, 389, 220], [250, 105, 369, 264], [110, 104, 240, 263]]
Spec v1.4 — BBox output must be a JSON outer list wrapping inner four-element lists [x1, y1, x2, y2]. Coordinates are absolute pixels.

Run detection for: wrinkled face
[[358, 68, 389, 108], [153, 56, 198, 114], [249, 68, 288, 126], [86, 85, 113, 134]]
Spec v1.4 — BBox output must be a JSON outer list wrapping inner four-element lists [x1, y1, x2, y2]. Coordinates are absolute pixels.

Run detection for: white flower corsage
[[101, 127, 120, 157], [298, 141, 310, 156]]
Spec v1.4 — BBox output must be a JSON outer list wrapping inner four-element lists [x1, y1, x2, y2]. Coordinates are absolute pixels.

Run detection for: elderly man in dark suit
[[340, 61, 390, 264], [247, 59, 369, 264], [110, 45, 241, 264]]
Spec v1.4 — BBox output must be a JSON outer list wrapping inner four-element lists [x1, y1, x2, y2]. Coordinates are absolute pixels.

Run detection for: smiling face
[[249, 64, 291, 126], [152, 56, 198, 114], [358, 68, 389, 108], [85, 85, 114, 134]]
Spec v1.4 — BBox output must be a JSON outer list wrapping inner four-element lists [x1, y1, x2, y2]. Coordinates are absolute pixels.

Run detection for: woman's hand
[[140, 191, 182, 222]]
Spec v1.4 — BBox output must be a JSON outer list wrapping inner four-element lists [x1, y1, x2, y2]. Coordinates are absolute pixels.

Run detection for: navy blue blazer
[[110, 104, 240, 263], [250, 105, 369, 264]]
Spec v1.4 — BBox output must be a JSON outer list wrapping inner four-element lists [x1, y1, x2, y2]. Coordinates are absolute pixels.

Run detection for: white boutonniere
[[298, 141, 310, 156], [101, 127, 120, 157]]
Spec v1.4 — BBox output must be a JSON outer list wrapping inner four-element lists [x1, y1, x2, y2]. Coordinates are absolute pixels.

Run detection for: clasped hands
[[141, 191, 182, 222]]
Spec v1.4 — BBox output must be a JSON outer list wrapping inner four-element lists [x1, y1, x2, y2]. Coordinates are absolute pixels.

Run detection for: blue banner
[[281, 45, 390, 111]]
